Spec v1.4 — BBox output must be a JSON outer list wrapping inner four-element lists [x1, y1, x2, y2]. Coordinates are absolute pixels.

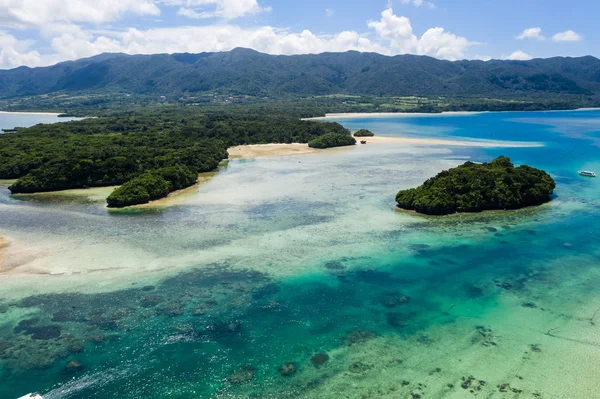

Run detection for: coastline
[[0, 111, 64, 116], [306, 107, 600, 120], [304, 111, 485, 120], [228, 143, 316, 159], [0, 236, 7, 270], [352, 135, 543, 148], [228, 137, 542, 160], [122, 170, 221, 210]]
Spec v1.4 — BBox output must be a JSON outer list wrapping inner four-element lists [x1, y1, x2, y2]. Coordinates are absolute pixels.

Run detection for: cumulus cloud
[[517, 27, 544, 40], [552, 30, 582, 42], [0, 0, 160, 27], [325, 8, 335, 17], [42, 25, 387, 61], [401, 0, 435, 9], [0, 31, 43, 68], [368, 9, 475, 60], [506, 50, 532, 61], [166, 0, 271, 19], [0, 7, 478, 68]]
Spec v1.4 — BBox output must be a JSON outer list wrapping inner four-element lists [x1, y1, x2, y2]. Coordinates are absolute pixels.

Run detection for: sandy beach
[[228, 143, 317, 159], [228, 136, 543, 159], [126, 170, 221, 209], [0, 236, 7, 269]]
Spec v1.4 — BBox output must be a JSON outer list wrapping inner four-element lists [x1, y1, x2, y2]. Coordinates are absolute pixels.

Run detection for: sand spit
[[126, 170, 220, 209], [228, 143, 317, 159], [0, 237, 7, 269], [228, 137, 543, 160], [0, 236, 41, 275]]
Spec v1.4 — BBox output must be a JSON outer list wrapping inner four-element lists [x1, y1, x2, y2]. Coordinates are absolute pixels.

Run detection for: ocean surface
[[0, 113, 83, 132], [1, 110, 600, 398]]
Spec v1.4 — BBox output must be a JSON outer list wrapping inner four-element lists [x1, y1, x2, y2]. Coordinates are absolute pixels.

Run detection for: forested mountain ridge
[[1, 48, 600, 101]]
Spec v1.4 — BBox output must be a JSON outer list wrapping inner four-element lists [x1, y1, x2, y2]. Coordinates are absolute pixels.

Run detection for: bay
[[0, 112, 83, 132], [1, 110, 599, 398]]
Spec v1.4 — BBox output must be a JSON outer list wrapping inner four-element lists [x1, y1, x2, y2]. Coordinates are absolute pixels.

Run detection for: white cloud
[[325, 8, 335, 17], [0, 31, 43, 68], [165, 0, 271, 19], [552, 30, 582, 42], [368, 9, 417, 53], [0, 7, 479, 68], [368, 9, 474, 60], [506, 50, 532, 61], [0, 0, 160, 27], [43, 25, 388, 62], [517, 27, 544, 40], [41, 8, 470, 64], [401, 0, 435, 9]]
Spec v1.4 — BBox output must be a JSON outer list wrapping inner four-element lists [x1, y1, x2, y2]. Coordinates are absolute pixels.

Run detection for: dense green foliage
[[395, 156, 556, 215], [353, 129, 374, 137], [308, 133, 356, 149], [1, 49, 600, 109], [0, 108, 349, 206], [106, 166, 197, 207]]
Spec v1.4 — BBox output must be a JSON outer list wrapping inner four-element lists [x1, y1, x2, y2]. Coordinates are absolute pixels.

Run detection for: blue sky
[[0, 0, 594, 69]]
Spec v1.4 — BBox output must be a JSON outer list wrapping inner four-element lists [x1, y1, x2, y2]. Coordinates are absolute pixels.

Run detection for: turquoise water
[[0, 113, 82, 132], [1, 110, 600, 398]]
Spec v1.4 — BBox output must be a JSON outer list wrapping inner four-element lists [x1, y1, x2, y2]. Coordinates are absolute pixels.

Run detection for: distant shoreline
[[0, 111, 64, 116], [306, 107, 600, 120]]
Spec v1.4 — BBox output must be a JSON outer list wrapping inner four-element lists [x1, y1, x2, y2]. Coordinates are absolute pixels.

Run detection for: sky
[[0, 0, 595, 69]]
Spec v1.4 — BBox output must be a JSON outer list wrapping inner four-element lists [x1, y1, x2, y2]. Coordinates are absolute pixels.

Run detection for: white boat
[[17, 394, 44, 399], [579, 170, 596, 177]]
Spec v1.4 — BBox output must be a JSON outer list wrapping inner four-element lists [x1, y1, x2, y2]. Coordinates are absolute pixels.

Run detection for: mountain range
[[1, 48, 600, 100]]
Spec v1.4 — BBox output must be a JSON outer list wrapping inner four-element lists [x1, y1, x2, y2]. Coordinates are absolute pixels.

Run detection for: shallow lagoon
[[1, 110, 600, 398]]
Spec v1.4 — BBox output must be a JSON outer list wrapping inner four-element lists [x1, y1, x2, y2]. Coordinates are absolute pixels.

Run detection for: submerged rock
[[324, 261, 345, 270], [69, 344, 84, 353], [348, 362, 373, 374], [13, 318, 39, 334], [192, 307, 206, 316], [29, 325, 62, 340], [140, 295, 164, 308], [378, 291, 411, 308], [386, 312, 409, 328], [463, 284, 484, 298], [227, 365, 256, 384], [342, 329, 377, 346], [311, 352, 330, 368], [210, 320, 243, 334], [65, 360, 84, 372], [279, 362, 297, 376], [251, 283, 280, 300]]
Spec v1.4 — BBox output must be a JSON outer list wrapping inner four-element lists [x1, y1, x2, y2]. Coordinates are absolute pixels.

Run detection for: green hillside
[[1, 49, 600, 105]]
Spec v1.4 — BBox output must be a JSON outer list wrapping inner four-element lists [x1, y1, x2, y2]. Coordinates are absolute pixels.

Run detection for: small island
[[353, 129, 374, 137], [308, 132, 356, 149], [107, 166, 198, 207], [395, 156, 556, 215]]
